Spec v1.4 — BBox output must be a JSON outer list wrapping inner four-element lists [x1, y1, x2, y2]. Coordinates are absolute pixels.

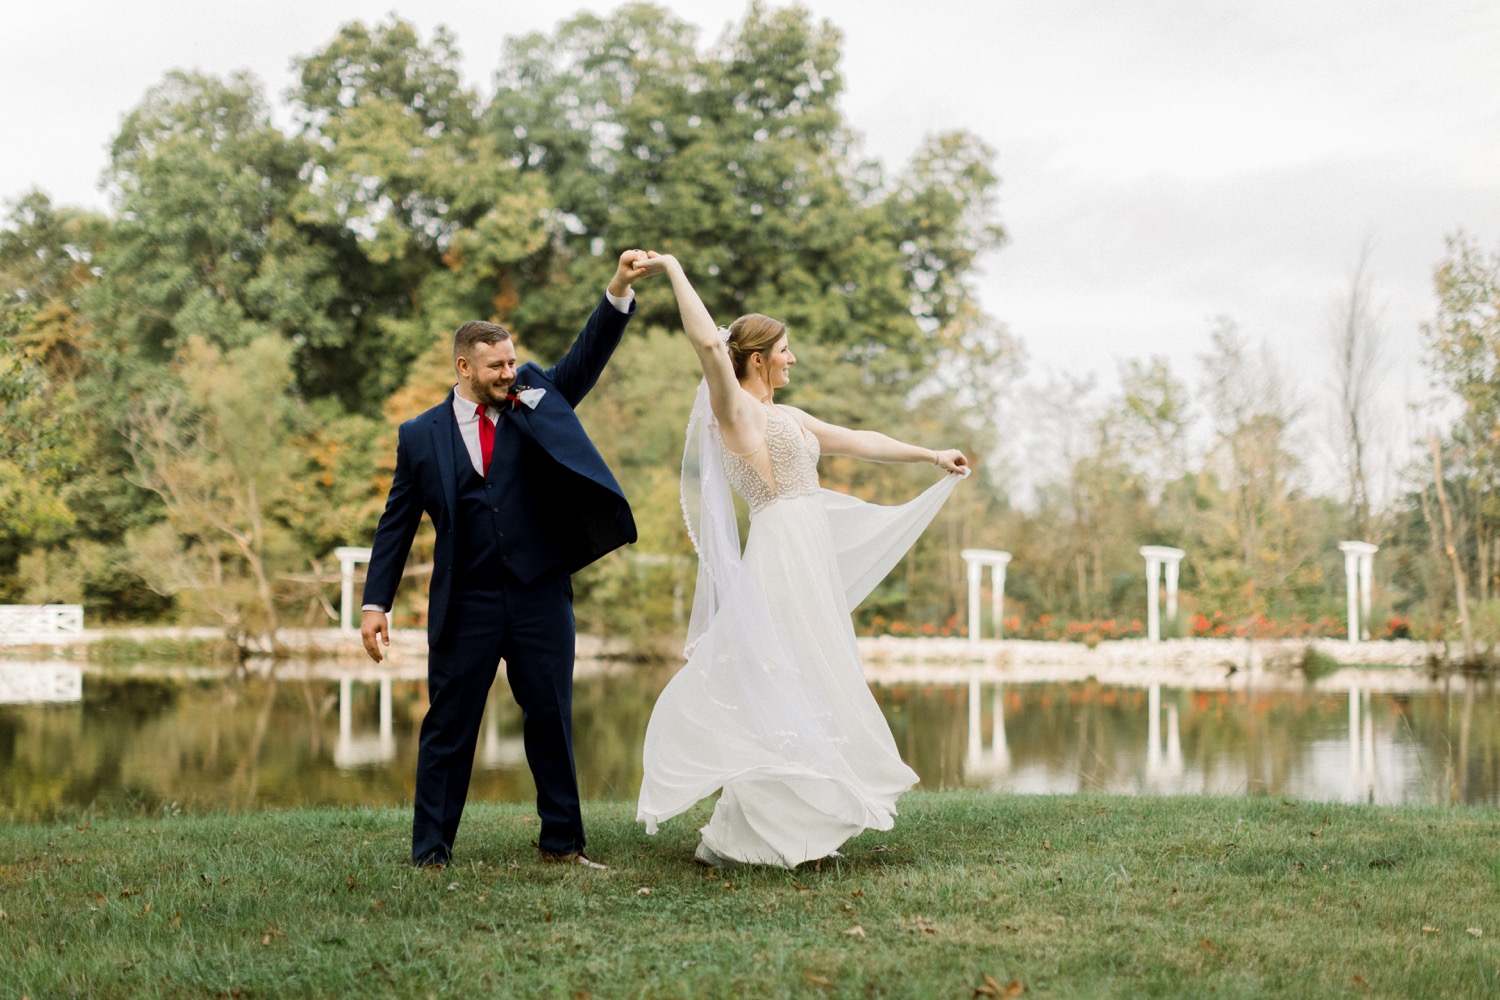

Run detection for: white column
[[1337, 542, 1378, 643], [961, 549, 1012, 642], [1359, 553, 1375, 641], [1140, 546, 1185, 642], [966, 556, 984, 645], [334, 546, 373, 632], [1145, 558, 1161, 642], [990, 560, 1014, 638]]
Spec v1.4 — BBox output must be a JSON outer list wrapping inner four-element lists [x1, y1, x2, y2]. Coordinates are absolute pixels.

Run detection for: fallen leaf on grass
[[791, 881, 811, 892], [973, 974, 1025, 997], [1421, 925, 1440, 935], [347, 874, 358, 891], [544, 908, 553, 922], [1199, 938, 1218, 952], [1351, 974, 1369, 987], [844, 926, 866, 938], [1368, 858, 1397, 869], [369, 900, 386, 911], [911, 916, 938, 935], [806, 972, 834, 988], [119, 888, 140, 899], [636, 887, 652, 896], [1468, 927, 1483, 938]]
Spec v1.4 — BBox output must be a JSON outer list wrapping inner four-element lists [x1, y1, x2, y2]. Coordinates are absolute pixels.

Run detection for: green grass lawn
[[2, 792, 1495, 998]]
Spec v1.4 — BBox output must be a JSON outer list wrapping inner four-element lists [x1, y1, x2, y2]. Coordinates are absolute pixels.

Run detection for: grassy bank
[[2, 792, 1496, 998]]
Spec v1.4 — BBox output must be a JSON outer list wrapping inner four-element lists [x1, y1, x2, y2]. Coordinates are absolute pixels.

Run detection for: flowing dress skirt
[[637, 476, 960, 866]]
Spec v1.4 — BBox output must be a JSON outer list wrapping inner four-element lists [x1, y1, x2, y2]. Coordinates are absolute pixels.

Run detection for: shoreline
[[0, 628, 1480, 694]]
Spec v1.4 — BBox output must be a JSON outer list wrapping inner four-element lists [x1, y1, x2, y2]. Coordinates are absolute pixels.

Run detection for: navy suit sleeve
[[362, 424, 424, 609], [543, 294, 634, 407]]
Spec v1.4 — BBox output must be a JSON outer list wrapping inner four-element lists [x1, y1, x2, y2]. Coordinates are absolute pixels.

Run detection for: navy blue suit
[[362, 295, 636, 861]]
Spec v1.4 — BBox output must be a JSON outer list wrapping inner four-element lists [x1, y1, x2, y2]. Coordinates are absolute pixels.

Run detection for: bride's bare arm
[[784, 406, 969, 474], [642, 254, 761, 448]]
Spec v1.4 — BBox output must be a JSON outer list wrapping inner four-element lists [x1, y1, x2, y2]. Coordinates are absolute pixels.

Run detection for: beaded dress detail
[[721, 406, 822, 513]]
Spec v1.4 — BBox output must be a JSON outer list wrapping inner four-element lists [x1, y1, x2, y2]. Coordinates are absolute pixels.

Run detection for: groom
[[360, 248, 653, 869]]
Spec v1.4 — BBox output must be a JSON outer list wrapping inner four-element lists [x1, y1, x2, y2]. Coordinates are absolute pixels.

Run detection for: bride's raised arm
[[643, 254, 760, 442]]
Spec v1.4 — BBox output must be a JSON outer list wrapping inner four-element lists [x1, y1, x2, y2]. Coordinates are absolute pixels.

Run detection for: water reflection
[[0, 661, 1494, 822], [880, 673, 1497, 807]]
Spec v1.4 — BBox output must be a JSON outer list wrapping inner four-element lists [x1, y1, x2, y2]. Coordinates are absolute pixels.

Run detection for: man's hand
[[361, 609, 390, 663], [607, 248, 659, 298]]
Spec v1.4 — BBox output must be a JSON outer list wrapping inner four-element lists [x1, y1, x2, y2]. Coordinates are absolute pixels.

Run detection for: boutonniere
[[505, 385, 546, 410]]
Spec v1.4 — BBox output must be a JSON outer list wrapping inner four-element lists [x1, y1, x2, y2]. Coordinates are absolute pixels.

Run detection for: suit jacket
[[362, 295, 637, 644]]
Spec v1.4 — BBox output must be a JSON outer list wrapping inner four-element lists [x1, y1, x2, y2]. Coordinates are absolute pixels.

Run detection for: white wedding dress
[[636, 390, 962, 867]]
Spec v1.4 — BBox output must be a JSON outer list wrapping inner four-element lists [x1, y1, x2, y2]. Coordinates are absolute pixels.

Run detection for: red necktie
[[476, 405, 494, 476]]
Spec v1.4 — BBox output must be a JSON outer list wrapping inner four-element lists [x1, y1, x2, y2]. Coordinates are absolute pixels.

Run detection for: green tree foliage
[[486, 2, 1002, 386], [123, 336, 309, 645], [1419, 232, 1500, 636], [98, 71, 353, 403]]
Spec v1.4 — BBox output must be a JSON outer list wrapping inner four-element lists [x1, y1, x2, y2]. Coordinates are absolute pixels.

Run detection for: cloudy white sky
[[5, 0, 1498, 489]]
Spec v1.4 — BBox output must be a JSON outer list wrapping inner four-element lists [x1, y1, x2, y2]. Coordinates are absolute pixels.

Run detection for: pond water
[[0, 660, 1494, 823]]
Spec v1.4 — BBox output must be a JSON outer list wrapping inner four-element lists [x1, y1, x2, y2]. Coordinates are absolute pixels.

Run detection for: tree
[[291, 16, 551, 412], [1196, 317, 1324, 623], [1326, 241, 1388, 540], [486, 3, 1002, 384], [1421, 231, 1500, 629], [123, 336, 309, 647], [99, 70, 351, 400]]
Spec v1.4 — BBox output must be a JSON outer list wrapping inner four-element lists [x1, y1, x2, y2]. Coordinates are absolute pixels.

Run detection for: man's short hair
[[453, 321, 512, 364]]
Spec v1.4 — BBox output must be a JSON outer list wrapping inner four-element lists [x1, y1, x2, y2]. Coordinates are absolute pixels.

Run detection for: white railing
[[0, 662, 83, 703], [0, 604, 85, 644]]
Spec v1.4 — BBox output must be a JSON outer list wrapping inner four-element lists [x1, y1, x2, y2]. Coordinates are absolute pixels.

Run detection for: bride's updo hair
[[725, 314, 787, 381]]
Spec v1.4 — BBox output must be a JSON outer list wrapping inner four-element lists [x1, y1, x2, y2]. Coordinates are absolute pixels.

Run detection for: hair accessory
[[717, 326, 731, 344]]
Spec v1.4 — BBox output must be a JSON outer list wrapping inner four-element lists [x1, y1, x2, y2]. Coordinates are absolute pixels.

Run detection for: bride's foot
[[693, 840, 734, 869]]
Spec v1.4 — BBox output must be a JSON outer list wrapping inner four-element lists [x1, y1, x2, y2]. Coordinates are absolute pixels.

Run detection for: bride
[[635, 252, 969, 868]]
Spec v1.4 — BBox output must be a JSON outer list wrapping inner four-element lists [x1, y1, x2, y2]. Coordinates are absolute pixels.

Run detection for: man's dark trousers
[[412, 571, 580, 863]]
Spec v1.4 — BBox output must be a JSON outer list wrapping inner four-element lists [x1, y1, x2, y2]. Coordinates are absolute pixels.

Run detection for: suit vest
[[451, 410, 563, 586]]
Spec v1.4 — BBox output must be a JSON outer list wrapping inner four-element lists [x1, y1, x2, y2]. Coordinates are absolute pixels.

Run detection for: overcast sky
[[5, 0, 1498, 490]]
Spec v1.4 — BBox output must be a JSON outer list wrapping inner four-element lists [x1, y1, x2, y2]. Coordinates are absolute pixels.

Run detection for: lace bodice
[[722, 405, 821, 513]]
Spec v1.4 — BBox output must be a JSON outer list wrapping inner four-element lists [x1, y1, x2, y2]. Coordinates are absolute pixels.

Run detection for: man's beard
[[474, 381, 513, 407]]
